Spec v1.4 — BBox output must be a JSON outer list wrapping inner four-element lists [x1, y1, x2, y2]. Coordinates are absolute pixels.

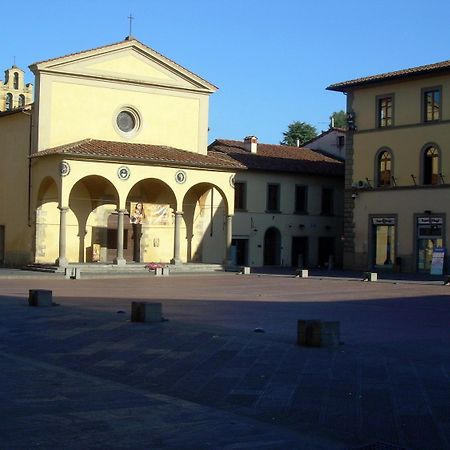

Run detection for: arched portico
[[46, 175, 120, 265], [181, 182, 232, 265], [124, 178, 177, 263]]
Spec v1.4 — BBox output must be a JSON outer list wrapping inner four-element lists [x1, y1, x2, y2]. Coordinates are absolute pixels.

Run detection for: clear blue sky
[[4, 0, 450, 144]]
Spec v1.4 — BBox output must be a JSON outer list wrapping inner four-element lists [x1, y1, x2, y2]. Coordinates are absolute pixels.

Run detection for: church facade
[[0, 38, 239, 267]]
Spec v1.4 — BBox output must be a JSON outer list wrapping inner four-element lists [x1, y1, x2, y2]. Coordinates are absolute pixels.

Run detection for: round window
[[117, 111, 136, 133], [114, 107, 141, 137]]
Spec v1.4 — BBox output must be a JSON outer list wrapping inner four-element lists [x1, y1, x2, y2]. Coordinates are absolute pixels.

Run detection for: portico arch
[[34, 176, 60, 264], [182, 182, 230, 264], [67, 175, 119, 263], [125, 178, 177, 263]]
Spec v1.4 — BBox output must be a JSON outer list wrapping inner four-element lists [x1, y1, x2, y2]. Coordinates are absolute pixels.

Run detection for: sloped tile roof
[[327, 58, 450, 91], [31, 138, 244, 171], [208, 139, 344, 177]]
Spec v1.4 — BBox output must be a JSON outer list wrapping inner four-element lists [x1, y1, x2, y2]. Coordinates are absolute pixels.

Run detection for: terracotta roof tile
[[31, 139, 244, 171], [327, 58, 450, 91], [208, 139, 344, 177]]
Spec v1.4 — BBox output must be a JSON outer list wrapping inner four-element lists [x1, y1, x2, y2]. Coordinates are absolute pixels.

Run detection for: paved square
[[0, 272, 449, 449]]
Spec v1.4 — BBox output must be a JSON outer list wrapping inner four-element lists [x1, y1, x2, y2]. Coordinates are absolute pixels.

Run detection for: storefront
[[416, 216, 444, 272], [371, 216, 396, 270]]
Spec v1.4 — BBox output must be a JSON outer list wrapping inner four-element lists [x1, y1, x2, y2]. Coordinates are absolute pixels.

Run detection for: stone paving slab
[[0, 275, 449, 449]]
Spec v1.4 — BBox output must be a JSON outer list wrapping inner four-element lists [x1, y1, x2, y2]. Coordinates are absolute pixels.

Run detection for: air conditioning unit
[[352, 180, 369, 189]]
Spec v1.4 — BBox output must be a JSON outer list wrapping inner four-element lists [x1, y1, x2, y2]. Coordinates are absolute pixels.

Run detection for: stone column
[[56, 206, 69, 267], [225, 214, 233, 266], [171, 211, 183, 265], [114, 209, 126, 266]]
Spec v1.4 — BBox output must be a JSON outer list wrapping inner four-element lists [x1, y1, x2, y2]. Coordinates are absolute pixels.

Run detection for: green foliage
[[281, 121, 318, 146], [330, 110, 347, 129]]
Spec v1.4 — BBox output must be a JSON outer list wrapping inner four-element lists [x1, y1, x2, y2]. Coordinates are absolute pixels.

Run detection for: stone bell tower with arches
[[0, 66, 33, 111]]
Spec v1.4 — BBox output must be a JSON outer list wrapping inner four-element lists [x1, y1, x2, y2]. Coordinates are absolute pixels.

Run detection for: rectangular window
[[423, 88, 441, 122], [377, 96, 393, 127], [234, 182, 246, 210], [294, 185, 308, 213], [321, 188, 334, 215], [266, 183, 280, 212]]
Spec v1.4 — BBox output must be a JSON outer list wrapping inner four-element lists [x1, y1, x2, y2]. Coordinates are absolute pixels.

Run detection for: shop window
[[372, 217, 396, 269], [422, 146, 439, 185], [417, 217, 443, 271], [377, 150, 392, 187]]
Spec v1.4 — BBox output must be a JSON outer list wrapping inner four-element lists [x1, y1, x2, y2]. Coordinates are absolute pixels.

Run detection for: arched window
[[13, 72, 19, 89], [18, 94, 25, 107], [5, 93, 13, 110], [377, 150, 392, 187], [423, 146, 439, 185]]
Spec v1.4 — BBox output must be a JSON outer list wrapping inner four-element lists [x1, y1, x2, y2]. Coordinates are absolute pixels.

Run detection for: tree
[[330, 110, 347, 129], [281, 121, 318, 146]]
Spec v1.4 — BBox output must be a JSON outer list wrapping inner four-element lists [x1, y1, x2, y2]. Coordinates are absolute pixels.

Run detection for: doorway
[[263, 227, 281, 265], [231, 238, 249, 266], [291, 236, 308, 267], [318, 237, 335, 268]]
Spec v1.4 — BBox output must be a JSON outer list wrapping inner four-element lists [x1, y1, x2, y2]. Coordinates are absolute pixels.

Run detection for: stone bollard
[[65, 267, 81, 279], [28, 289, 53, 307], [131, 301, 162, 323], [296, 269, 309, 278], [297, 320, 340, 348], [162, 266, 170, 276], [241, 266, 251, 275], [362, 272, 377, 282], [155, 267, 163, 276]]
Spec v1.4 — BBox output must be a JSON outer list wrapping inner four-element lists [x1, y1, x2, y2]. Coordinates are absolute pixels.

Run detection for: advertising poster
[[430, 247, 445, 275]]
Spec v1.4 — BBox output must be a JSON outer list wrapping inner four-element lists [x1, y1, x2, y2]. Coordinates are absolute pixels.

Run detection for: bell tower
[[0, 66, 33, 111]]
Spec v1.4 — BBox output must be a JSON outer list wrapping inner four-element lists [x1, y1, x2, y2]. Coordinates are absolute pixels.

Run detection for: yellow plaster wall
[[36, 74, 209, 154], [0, 113, 34, 265], [352, 75, 450, 130], [351, 74, 450, 185]]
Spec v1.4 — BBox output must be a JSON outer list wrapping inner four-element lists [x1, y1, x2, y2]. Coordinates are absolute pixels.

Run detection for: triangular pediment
[[30, 39, 217, 93]]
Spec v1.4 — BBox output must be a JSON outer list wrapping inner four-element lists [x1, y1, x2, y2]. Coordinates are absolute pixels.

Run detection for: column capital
[[116, 208, 127, 214], [175, 211, 184, 216], [58, 206, 69, 212]]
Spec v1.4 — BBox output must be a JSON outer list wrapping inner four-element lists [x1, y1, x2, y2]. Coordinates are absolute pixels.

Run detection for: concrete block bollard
[[296, 269, 309, 278], [65, 267, 81, 279], [297, 319, 340, 348], [28, 289, 53, 307], [362, 272, 377, 282], [131, 301, 162, 323], [242, 266, 251, 275], [162, 266, 170, 276]]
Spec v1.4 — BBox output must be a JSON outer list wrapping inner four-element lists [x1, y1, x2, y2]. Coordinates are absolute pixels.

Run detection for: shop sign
[[372, 217, 396, 225], [418, 217, 443, 225]]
